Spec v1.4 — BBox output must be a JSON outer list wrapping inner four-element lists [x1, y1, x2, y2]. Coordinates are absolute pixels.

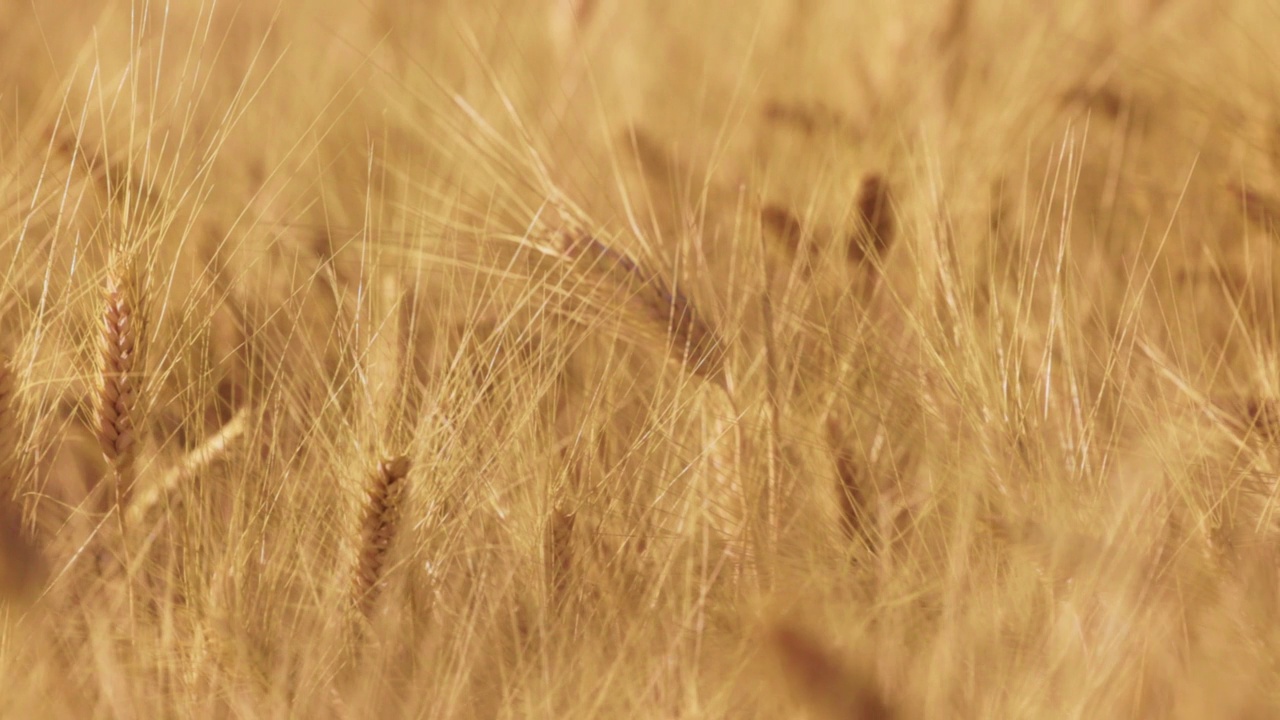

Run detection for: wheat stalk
[[353, 455, 412, 620], [125, 407, 249, 528], [95, 268, 142, 509]]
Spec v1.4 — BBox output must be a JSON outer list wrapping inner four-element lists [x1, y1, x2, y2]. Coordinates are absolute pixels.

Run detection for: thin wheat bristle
[[96, 269, 141, 504], [354, 455, 412, 619], [767, 622, 897, 720], [561, 233, 728, 386]]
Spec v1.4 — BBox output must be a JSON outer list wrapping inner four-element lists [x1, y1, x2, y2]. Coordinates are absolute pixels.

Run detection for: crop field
[[1, 0, 1279, 717]]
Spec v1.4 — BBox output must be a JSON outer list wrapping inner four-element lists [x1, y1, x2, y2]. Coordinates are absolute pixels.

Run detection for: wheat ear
[[545, 506, 576, 605], [850, 172, 895, 265], [827, 417, 875, 552], [768, 622, 897, 720], [0, 354, 16, 472], [353, 455, 411, 619], [0, 354, 41, 600], [95, 269, 141, 508], [560, 233, 727, 386]]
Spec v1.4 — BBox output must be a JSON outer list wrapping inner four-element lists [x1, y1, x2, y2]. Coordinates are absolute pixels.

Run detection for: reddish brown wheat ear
[[354, 455, 412, 620], [0, 354, 41, 600], [96, 270, 142, 508], [768, 622, 897, 720]]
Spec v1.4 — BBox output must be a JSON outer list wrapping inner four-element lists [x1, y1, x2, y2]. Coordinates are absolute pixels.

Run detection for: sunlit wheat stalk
[[353, 455, 412, 620], [126, 407, 249, 528]]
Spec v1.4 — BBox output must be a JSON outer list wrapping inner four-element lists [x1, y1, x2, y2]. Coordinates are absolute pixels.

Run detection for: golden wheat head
[[560, 232, 728, 386], [0, 353, 40, 601], [95, 269, 142, 505], [768, 622, 897, 720], [353, 455, 412, 620]]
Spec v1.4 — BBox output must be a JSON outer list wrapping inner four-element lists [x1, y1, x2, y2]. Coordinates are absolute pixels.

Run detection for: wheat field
[[0, 0, 1278, 717]]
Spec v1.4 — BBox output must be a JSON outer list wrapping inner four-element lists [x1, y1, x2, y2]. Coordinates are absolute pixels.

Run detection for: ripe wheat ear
[[0, 354, 41, 600], [353, 455, 412, 620], [560, 232, 728, 387], [95, 269, 142, 510], [545, 505, 576, 606], [768, 622, 897, 720]]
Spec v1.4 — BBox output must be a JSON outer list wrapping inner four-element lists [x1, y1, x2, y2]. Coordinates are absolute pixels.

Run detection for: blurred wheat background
[[1, 0, 1279, 717]]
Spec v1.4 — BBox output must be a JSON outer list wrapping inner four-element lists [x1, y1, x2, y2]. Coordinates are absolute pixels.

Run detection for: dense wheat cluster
[[1, 0, 1279, 716]]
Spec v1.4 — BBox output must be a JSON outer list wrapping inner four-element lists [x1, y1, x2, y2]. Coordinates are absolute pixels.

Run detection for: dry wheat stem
[[353, 455, 412, 620], [125, 407, 249, 528]]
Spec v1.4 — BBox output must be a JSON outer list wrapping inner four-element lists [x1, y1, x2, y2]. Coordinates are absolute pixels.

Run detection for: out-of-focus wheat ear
[[0, 354, 42, 601], [760, 204, 818, 275], [0, 354, 18, 477], [850, 173, 895, 266], [545, 506, 576, 606], [353, 455, 411, 620], [760, 204, 806, 255], [826, 417, 874, 553], [560, 233, 729, 387], [767, 622, 897, 720], [95, 268, 142, 509], [1231, 182, 1280, 229]]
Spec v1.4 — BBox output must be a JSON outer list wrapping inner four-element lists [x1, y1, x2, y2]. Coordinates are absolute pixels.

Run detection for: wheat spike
[[545, 506, 576, 605], [760, 204, 807, 257], [0, 354, 41, 601], [827, 417, 875, 553], [560, 233, 728, 386], [0, 355, 17, 476], [353, 455, 412, 619], [851, 173, 894, 262], [95, 268, 142, 507], [768, 622, 897, 720]]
